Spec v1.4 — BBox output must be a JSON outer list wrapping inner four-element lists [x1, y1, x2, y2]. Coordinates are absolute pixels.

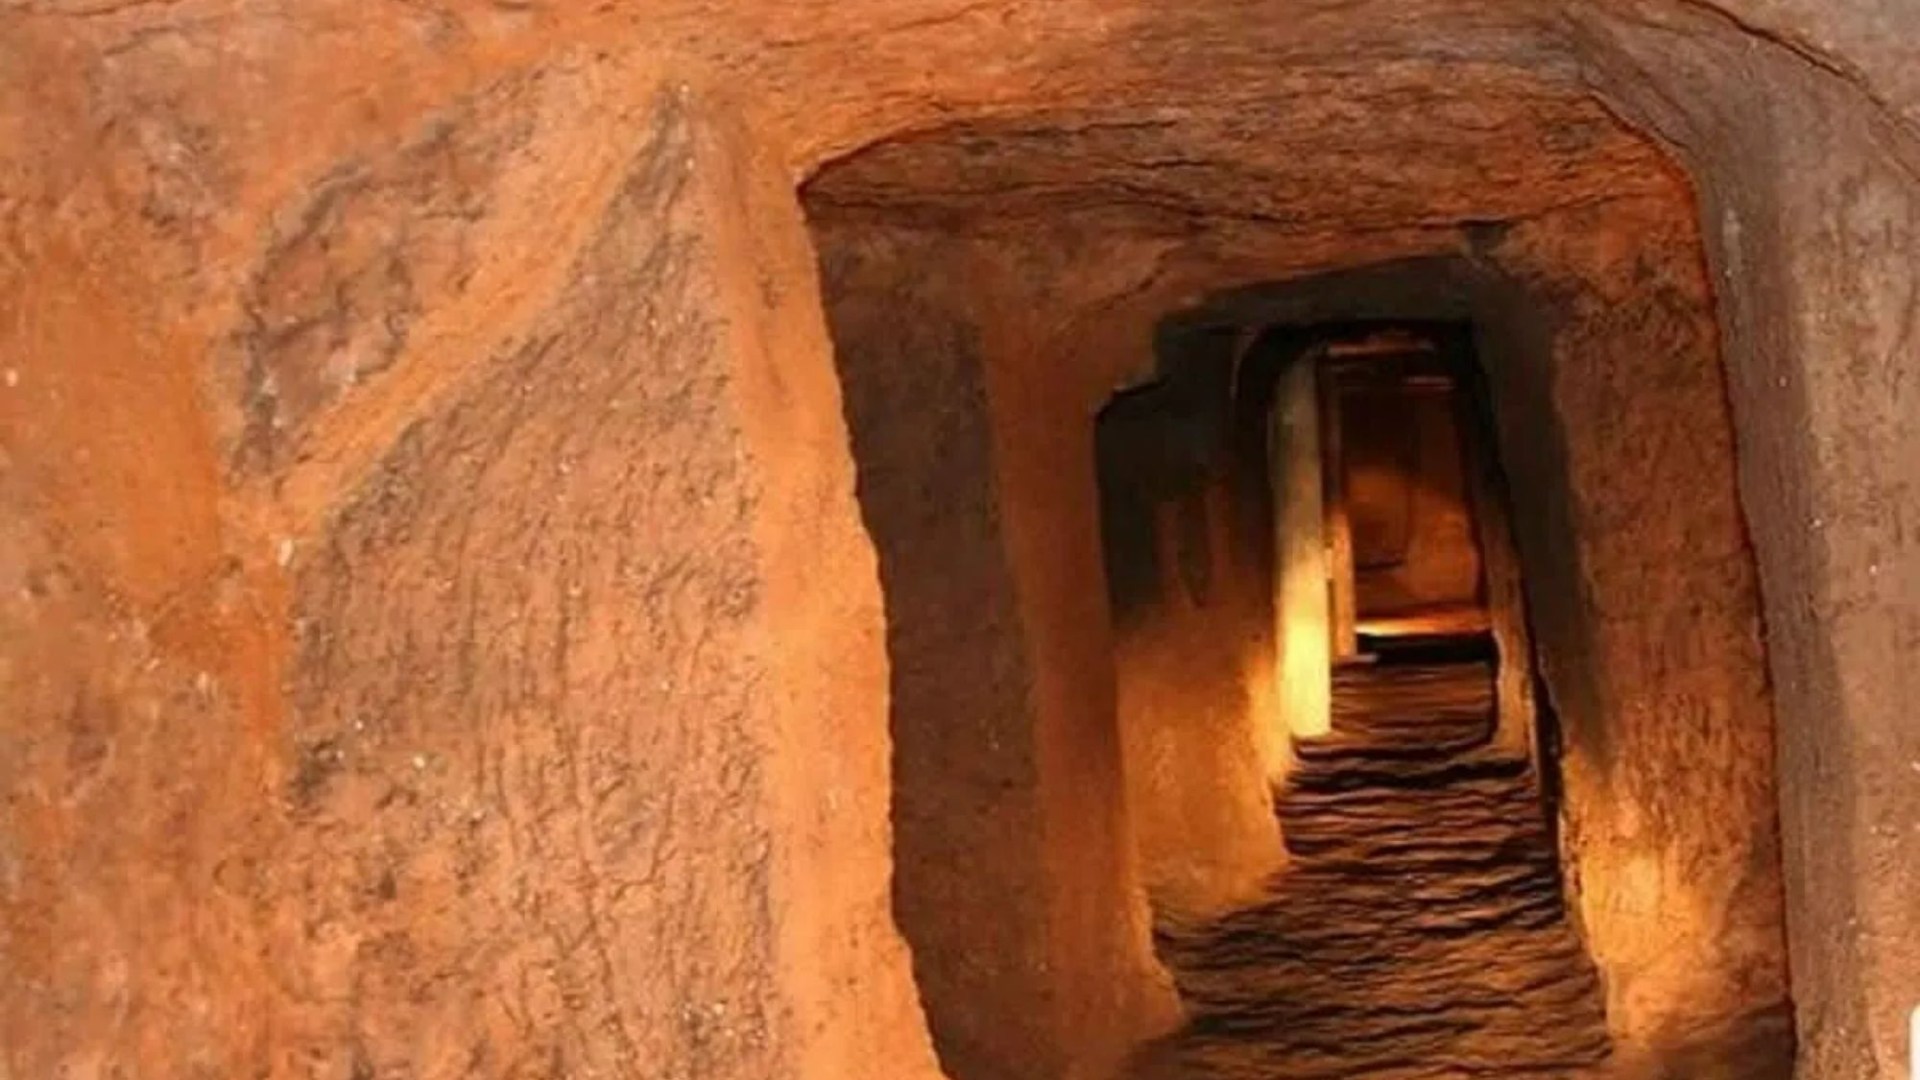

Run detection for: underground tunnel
[[4, 2, 1917, 1079], [802, 44, 1797, 1080]]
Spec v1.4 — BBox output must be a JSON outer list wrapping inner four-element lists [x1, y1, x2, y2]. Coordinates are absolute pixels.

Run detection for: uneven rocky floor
[[1129, 655, 1614, 1079]]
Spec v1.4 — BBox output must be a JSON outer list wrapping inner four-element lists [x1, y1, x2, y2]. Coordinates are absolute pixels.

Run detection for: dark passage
[[1119, 324, 1613, 1078]]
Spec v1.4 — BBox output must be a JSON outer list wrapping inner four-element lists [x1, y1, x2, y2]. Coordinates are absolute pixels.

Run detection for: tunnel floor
[[1131, 645, 1612, 1078]]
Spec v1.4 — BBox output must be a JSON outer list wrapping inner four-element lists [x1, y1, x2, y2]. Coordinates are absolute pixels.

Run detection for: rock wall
[[1092, 334, 1289, 920], [3, 66, 943, 1080], [1478, 196, 1794, 1066], [1578, 21, 1920, 1071], [1106, 476, 1288, 921], [266, 86, 946, 1080], [4, 0, 1918, 1075], [810, 220, 1180, 1080]]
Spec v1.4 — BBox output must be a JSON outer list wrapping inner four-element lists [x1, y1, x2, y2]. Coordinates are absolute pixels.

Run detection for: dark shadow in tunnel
[[811, 244, 1054, 1080], [1164, 258, 1607, 771], [1095, 327, 1239, 625]]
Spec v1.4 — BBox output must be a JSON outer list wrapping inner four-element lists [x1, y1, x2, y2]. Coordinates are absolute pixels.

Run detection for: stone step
[[1286, 745, 1531, 793], [1132, 656, 1611, 1079]]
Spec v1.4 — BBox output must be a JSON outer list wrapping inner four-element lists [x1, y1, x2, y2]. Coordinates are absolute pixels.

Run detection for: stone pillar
[[1272, 358, 1332, 738]]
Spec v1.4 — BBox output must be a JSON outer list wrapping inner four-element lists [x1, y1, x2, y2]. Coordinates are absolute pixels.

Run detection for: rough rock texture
[[4, 0, 1918, 1076], [1132, 659, 1621, 1079], [1108, 475, 1288, 919], [811, 221, 1181, 1079], [1480, 197, 1792, 1062], [4, 67, 945, 1080], [1091, 344, 1290, 919], [267, 92, 931, 1079]]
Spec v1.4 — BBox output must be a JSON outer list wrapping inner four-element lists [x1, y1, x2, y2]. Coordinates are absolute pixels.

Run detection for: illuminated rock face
[[2, 1, 1916, 1078]]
